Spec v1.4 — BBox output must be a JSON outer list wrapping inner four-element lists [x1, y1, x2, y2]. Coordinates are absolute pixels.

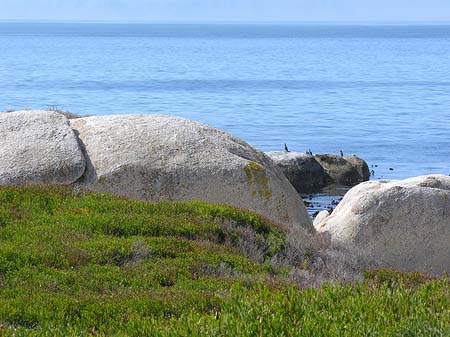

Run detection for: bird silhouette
[[284, 143, 290, 152]]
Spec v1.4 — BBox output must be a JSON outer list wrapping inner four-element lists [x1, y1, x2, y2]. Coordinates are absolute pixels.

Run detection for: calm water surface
[[1, 23, 450, 184]]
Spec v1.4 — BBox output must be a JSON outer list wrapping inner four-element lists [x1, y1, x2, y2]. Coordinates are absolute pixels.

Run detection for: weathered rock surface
[[265, 151, 327, 193], [314, 175, 450, 275], [0, 110, 86, 185], [266, 152, 370, 193], [71, 115, 312, 229], [314, 154, 370, 186]]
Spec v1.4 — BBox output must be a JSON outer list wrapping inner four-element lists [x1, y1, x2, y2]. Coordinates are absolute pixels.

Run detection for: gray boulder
[[314, 154, 370, 186], [314, 175, 450, 275], [266, 151, 327, 193], [266, 152, 370, 193], [71, 115, 312, 229], [0, 110, 86, 185]]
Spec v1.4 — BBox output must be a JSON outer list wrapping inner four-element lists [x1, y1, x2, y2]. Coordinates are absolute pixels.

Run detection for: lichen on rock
[[244, 161, 272, 201]]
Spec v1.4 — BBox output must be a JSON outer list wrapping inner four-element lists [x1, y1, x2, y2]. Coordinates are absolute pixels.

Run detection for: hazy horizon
[[2, 20, 450, 25], [1, 0, 450, 23]]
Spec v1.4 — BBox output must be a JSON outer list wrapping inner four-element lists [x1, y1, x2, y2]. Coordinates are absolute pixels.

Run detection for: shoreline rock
[[314, 175, 450, 275], [266, 151, 370, 194], [1, 110, 312, 230], [0, 110, 86, 186], [265, 151, 327, 193], [315, 154, 370, 186], [3, 109, 450, 276], [69, 114, 312, 230]]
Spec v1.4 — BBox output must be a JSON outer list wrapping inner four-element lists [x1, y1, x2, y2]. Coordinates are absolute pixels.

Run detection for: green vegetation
[[0, 186, 449, 336]]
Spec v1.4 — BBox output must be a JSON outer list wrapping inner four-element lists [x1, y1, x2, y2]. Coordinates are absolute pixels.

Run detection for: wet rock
[[266, 151, 370, 193], [314, 154, 370, 186], [266, 151, 327, 193]]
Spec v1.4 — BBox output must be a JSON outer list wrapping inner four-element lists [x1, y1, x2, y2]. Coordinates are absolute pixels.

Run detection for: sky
[[1, 0, 450, 22]]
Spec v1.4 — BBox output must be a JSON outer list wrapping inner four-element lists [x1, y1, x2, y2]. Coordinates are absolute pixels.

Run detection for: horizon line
[[1, 19, 450, 25]]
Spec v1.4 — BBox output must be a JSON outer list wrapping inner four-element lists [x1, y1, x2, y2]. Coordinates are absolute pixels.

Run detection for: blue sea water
[[1, 23, 450, 181]]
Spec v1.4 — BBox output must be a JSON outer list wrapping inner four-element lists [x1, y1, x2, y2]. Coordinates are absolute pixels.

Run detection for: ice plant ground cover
[[0, 186, 449, 336]]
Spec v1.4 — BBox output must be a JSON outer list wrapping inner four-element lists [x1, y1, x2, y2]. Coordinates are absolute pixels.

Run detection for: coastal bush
[[0, 186, 448, 336]]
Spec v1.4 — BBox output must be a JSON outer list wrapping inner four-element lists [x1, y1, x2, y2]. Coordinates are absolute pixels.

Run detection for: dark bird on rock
[[340, 150, 344, 157], [284, 143, 290, 152]]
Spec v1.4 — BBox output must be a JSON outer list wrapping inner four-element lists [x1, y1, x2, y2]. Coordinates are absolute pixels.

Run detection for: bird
[[340, 150, 344, 157], [284, 143, 290, 152]]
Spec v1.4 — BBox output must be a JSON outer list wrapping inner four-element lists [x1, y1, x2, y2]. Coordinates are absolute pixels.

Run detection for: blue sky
[[1, 0, 450, 22]]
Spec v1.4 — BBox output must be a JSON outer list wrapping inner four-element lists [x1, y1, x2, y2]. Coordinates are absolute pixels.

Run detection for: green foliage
[[0, 186, 449, 336], [155, 278, 450, 337], [364, 268, 434, 288], [0, 186, 284, 335]]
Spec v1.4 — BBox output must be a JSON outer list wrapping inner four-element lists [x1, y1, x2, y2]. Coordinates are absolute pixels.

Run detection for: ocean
[[1, 23, 450, 183]]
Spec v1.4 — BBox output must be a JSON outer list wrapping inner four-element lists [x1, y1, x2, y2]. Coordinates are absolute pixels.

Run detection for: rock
[[314, 175, 450, 275], [266, 152, 370, 193], [71, 115, 312, 230], [314, 210, 330, 224], [314, 154, 370, 186], [0, 110, 86, 186], [266, 151, 327, 193]]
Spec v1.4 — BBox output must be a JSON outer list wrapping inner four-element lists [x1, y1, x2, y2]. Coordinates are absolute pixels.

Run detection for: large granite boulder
[[266, 151, 327, 193], [71, 115, 312, 229], [0, 110, 86, 185], [314, 175, 450, 275], [314, 154, 370, 186]]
